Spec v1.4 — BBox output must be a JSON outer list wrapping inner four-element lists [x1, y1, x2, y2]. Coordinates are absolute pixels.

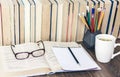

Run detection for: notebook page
[[52, 45, 101, 71], [70, 46, 101, 70], [43, 41, 79, 72], [52, 47, 80, 71]]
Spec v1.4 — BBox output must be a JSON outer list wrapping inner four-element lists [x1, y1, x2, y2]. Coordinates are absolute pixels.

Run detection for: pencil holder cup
[[83, 30, 101, 49]]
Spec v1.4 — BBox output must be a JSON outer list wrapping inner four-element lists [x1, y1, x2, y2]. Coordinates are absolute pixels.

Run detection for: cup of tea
[[95, 34, 120, 63]]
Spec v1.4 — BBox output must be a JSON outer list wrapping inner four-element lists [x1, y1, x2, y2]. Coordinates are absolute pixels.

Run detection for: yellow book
[[101, 0, 111, 33], [66, 0, 73, 42], [33, 0, 42, 42], [7, 0, 15, 45], [21, 0, 30, 43], [12, 0, 20, 44], [108, 0, 117, 34], [0, 4, 2, 46], [71, 0, 79, 42], [41, 0, 51, 41], [1, 0, 11, 45], [76, 0, 87, 42], [49, 0, 57, 41], [29, 0, 36, 42], [61, 0, 69, 42], [112, 0, 120, 37], [56, 0, 64, 41], [17, 0, 25, 44]]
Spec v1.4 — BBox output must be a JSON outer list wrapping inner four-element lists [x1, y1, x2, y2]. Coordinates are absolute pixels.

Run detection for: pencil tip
[[82, 12, 85, 16], [78, 13, 81, 16], [86, 6, 89, 11]]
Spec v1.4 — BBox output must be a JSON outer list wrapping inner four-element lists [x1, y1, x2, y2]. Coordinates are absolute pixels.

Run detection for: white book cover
[[0, 4, 2, 46], [33, 0, 42, 42], [29, 0, 36, 42], [52, 46, 101, 71], [22, 0, 30, 43], [56, 0, 64, 41], [12, 0, 20, 44], [1, 0, 11, 45], [7, 0, 15, 45]]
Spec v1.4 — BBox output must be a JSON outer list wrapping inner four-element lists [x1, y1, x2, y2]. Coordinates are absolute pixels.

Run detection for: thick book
[[56, 0, 64, 41], [61, 0, 70, 41], [112, 0, 120, 37], [33, 0, 42, 42], [29, 0, 36, 42], [108, 0, 117, 34], [49, 0, 57, 41], [7, 0, 15, 45], [0, 4, 3, 46], [66, 0, 73, 42], [12, 0, 20, 44], [41, 0, 51, 41], [22, 0, 31, 43], [0, 41, 100, 77], [17, 0, 25, 43], [101, 0, 111, 34], [61, 0, 69, 42], [76, 0, 87, 42], [1, 0, 11, 45], [71, 0, 79, 42]]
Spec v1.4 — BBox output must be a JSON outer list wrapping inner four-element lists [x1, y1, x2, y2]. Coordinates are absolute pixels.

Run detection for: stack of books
[[0, 0, 120, 46]]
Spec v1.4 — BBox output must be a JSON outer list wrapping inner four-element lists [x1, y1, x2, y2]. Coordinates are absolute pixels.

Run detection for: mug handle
[[111, 43, 120, 59]]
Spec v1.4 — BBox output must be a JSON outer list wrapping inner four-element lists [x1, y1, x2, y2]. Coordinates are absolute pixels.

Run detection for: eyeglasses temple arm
[[10, 45, 16, 55]]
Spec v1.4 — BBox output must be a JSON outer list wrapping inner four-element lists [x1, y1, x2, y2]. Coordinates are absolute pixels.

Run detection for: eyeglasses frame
[[11, 40, 45, 60]]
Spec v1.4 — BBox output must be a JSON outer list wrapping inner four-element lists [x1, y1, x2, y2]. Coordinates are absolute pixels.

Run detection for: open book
[[0, 41, 101, 77]]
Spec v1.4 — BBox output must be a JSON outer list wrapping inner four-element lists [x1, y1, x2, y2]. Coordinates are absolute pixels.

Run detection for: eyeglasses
[[11, 40, 45, 60]]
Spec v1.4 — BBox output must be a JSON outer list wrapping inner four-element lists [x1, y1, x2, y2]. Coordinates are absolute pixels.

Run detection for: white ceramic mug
[[95, 34, 120, 63]]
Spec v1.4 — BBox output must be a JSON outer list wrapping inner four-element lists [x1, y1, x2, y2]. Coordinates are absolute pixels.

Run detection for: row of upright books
[[0, 0, 120, 46]]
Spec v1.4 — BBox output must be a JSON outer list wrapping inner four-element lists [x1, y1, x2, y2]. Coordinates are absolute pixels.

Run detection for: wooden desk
[[34, 39, 120, 77]]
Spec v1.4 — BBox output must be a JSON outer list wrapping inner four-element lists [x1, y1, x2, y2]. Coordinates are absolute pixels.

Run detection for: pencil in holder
[[83, 30, 101, 49]]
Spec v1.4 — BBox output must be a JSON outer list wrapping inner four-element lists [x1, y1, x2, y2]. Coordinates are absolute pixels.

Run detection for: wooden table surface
[[33, 39, 120, 77]]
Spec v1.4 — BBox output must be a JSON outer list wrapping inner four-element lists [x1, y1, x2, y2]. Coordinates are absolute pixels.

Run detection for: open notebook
[[0, 41, 101, 77]]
